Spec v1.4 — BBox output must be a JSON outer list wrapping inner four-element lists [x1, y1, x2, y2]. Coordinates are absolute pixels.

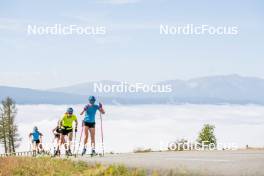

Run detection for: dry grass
[[0, 157, 201, 176], [0, 157, 146, 176]]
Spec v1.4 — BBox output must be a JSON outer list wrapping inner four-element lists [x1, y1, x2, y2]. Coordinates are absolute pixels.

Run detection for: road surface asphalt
[[76, 150, 264, 176]]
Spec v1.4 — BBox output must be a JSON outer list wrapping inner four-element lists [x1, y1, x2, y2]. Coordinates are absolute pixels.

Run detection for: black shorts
[[84, 122, 95, 128], [54, 134, 60, 138], [61, 128, 73, 135], [56, 128, 62, 134], [32, 139, 40, 144]]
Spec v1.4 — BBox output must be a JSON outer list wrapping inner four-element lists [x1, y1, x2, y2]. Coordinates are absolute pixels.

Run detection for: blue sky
[[0, 0, 263, 89]]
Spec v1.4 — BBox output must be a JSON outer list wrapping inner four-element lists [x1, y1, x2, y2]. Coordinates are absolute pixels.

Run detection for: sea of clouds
[[10, 104, 264, 153]]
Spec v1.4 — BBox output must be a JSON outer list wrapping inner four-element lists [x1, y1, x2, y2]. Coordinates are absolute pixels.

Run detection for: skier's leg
[[54, 136, 60, 156], [68, 132, 72, 147], [60, 133, 64, 145], [64, 134, 71, 155], [82, 126, 89, 155], [64, 134, 69, 150], [54, 133, 64, 156], [89, 127, 96, 155], [37, 142, 40, 154], [60, 133, 67, 152], [89, 127, 95, 150], [67, 132, 73, 155], [56, 135, 60, 151], [39, 141, 43, 153], [32, 140, 37, 156], [84, 126, 89, 146]]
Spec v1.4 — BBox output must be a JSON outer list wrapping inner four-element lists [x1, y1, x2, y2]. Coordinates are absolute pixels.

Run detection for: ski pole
[[73, 128, 77, 154], [100, 112, 104, 156], [28, 137, 32, 152], [77, 122, 84, 156]]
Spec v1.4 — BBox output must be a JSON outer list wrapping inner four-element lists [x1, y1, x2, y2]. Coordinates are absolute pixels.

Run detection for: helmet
[[67, 107, 73, 114], [33, 126, 38, 131], [89, 96, 96, 104]]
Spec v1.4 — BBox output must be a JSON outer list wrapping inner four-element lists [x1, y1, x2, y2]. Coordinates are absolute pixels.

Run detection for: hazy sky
[[0, 0, 263, 89]]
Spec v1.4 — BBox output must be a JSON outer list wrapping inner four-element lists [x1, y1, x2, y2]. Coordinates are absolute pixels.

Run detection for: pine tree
[[0, 97, 21, 153], [0, 107, 7, 153]]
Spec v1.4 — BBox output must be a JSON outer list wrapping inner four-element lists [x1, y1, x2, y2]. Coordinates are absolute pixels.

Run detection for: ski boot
[[81, 148, 86, 156], [54, 149, 60, 157], [66, 149, 72, 156], [91, 149, 97, 157]]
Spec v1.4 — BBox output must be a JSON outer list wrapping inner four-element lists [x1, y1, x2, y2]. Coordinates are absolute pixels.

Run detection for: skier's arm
[[52, 127, 57, 134], [29, 133, 32, 137], [81, 105, 89, 115], [80, 109, 85, 116]]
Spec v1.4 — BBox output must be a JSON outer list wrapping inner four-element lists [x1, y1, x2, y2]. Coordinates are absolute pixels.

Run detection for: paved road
[[76, 150, 264, 176]]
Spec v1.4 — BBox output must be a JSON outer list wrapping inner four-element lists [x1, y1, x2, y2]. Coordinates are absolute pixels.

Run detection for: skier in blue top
[[29, 126, 44, 154], [80, 96, 105, 156]]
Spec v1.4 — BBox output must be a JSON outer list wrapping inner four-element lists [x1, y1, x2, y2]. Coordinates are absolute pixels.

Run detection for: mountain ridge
[[1, 75, 264, 104]]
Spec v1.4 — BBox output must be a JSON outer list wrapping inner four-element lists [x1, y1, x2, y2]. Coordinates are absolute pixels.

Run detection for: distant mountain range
[[1, 75, 264, 105]]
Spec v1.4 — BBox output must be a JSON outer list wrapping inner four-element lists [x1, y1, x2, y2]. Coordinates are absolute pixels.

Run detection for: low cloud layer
[[12, 104, 264, 153]]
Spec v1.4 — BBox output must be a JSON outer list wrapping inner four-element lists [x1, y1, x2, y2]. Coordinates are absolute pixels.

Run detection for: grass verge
[[0, 157, 145, 176], [0, 157, 201, 176]]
